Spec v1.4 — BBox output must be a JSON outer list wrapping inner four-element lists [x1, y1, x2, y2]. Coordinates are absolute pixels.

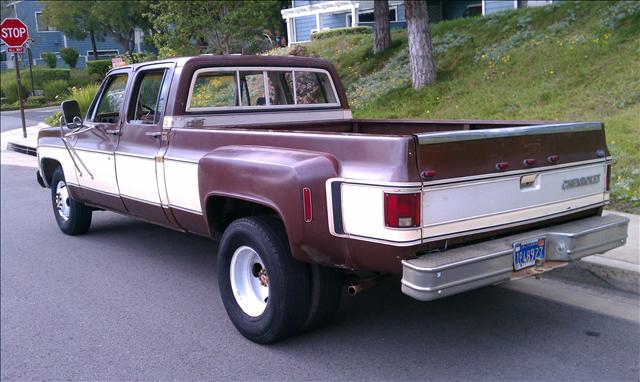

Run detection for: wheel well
[[206, 195, 281, 240], [41, 158, 61, 187]]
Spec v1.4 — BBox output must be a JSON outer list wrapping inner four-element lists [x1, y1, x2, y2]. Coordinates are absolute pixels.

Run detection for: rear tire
[[301, 264, 343, 332], [217, 216, 310, 344], [50, 167, 92, 235]]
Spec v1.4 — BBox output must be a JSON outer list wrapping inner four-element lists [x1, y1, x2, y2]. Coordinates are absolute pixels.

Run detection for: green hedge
[[2, 79, 31, 103], [42, 79, 69, 100], [42, 52, 57, 68], [59, 47, 79, 68], [311, 26, 371, 41], [86, 60, 112, 79], [32, 68, 71, 83]]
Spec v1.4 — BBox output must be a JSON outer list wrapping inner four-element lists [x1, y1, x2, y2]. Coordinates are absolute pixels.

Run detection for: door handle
[[145, 131, 162, 139], [105, 129, 121, 136]]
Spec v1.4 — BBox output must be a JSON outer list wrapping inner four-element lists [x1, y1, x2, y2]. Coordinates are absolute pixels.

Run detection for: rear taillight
[[606, 164, 611, 191], [384, 192, 421, 228]]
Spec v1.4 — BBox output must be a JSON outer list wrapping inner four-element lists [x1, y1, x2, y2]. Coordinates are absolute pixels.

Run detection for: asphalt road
[[0, 106, 57, 132], [1, 164, 639, 381]]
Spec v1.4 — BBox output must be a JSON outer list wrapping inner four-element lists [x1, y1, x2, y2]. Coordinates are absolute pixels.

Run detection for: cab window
[[92, 74, 128, 123], [128, 70, 168, 125]]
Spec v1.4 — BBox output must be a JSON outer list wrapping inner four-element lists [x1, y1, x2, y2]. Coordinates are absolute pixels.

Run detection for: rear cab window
[[186, 67, 339, 112]]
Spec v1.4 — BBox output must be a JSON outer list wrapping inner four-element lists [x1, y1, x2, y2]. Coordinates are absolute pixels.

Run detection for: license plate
[[513, 237, 546, 271]]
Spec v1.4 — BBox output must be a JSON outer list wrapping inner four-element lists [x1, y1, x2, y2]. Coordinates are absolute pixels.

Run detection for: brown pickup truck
[[37, 55, 629, 343]]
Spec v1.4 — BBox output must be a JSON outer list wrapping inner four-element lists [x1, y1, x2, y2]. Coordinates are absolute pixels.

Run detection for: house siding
[[294, 15, 317, 42], [321, 12, 348, 29], [484, 0, 517, 15]]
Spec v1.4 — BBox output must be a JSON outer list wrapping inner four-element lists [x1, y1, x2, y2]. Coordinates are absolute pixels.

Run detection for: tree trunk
[[89, 29, 99, 60], [405, 0, 436, 89], [374, 0, 391, 53]]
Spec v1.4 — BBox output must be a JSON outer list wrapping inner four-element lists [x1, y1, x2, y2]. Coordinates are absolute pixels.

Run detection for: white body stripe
[[115, 154, 161, 204], [73, 149, 119, 195], [422, 162, 606, 230], [340, 183, 422, 244], [163, 159, 202, 213], [37, 145, 80, 185]]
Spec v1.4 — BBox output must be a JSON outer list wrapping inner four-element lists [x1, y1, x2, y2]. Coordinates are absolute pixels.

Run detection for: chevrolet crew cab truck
[[36, 55, 630, 343]]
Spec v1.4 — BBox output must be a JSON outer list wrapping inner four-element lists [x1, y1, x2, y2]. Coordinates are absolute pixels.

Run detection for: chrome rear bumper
[[401, 214, 630, 301]]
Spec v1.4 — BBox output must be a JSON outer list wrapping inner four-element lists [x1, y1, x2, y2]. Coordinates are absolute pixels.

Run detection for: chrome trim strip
[[422, 192, 604, 228], [416, 122, 602, 145], [80, 184, 119, 197], [422, 202, 606, 243], [169, 204, 203, 215], [167, 109, 352, 128], [73, 147, 114, 155], [164, 157, 200, 164], [422, 158, 607, 186], [115, 151, 156, 160], [121, 194, 162, 207]]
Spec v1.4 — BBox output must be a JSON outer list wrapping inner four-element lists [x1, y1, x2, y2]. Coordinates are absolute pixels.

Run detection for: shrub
[[44, 83, 100, 126], [86, 60, 112, 79], [32, 68, 71, 83], [311, 26, 371, 41], [70, 69, 96, 88], [288, 44, 309, 57], [42, 79, 69, 100], [59, 47, 79, 68], [2, 79, 29, 103], [42, 52, 57, 68]]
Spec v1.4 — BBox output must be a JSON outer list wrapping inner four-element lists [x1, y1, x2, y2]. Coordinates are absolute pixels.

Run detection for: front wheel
[[217, 216, 310, 344], [50, 167, 92, 235]]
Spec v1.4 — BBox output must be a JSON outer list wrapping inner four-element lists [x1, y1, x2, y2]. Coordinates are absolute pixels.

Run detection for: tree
[[43, 1, 151, 57], [41, 1, 106, 60], [90, 1, 152, 53], [405, 0, 436, 89], [147, 0, 286, 57], [374, 0, 391, 53]]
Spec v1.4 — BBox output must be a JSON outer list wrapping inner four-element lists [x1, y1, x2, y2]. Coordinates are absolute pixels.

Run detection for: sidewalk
[[2, 125, 639, 292]]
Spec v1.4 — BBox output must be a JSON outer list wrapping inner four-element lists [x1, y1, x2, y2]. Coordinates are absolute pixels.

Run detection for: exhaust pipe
[[347, 275, 390, 296]]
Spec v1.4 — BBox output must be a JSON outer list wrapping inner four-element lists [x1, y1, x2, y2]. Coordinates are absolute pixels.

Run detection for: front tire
[[217, 216, 310, 344], [50, 167, 92, 235]]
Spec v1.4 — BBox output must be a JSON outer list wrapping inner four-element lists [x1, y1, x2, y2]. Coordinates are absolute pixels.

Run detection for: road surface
[[0, 106, 57, 132], [1, 164, 638, 381]]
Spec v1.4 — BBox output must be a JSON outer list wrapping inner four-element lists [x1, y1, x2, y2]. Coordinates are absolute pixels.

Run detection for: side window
[[92, 74, 128, 123], [267, 71, 294, 105], [128, 70, 168, 125], [295, 71, 337, 104], [190, 72, 238, 108], [239, 71, 266, 106]]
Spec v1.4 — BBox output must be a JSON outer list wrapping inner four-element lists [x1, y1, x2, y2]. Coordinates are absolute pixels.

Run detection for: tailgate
[[414, 122, 610, 241]]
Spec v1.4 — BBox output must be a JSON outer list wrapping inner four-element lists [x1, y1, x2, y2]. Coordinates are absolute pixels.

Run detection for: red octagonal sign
[[0, 18, 29, 48]]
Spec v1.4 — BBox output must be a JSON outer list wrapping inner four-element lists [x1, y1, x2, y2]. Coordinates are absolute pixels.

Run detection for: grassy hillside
[[272, 1, 640, 212]]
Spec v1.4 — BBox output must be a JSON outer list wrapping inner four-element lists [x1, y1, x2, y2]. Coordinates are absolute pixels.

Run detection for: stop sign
[[0, 18, 29, 47]]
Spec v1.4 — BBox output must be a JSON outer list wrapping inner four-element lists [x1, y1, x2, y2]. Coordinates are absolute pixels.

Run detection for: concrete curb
[[578, 256, 640, 295]]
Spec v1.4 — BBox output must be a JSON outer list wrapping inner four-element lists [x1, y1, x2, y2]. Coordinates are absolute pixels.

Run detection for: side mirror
[[61, 100, 83, 129]]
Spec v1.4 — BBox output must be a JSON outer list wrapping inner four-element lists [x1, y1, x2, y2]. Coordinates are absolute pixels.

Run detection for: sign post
[[27, 40, 35, 96], [1, 18, 30, 138]]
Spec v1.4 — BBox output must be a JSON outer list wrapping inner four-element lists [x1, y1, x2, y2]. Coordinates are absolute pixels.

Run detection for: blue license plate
[[513, 237, 546, 271]]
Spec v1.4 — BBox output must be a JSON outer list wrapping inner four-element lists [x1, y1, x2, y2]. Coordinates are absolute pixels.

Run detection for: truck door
[[74, 69, 130, 212], [115, 64, 175, 225]]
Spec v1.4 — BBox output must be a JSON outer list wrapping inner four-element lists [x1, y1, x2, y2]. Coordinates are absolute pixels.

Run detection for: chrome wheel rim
[[55, 180, 71, 221], [229, 246, 269, 317]]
